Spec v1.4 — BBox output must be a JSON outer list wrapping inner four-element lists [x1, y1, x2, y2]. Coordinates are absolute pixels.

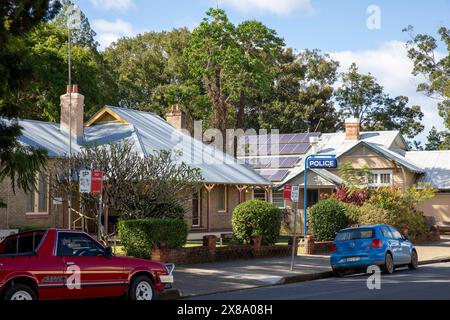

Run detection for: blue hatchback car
[[330, 224, 419, 276]]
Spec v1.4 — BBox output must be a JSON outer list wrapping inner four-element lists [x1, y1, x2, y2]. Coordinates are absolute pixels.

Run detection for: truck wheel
[[128, 276, 154, 301], [3, 284, 37, 300]]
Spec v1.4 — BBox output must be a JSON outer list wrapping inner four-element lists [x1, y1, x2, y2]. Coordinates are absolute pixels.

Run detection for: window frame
[[217, 185, 228, 213], [55, 231, 106, 257], [26, 172, 49, 215], [0, 231, 47, 257], [192, 191, 201, 227], [367, 170, 393, 187], [253, 188, 267, 201], [272, 190, 285, 209]]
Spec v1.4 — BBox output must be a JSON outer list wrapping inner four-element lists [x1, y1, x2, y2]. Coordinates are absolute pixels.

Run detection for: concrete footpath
[[164, 236, 450, 299]]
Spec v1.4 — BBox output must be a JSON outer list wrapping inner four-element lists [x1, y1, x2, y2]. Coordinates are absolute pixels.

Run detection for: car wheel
[[382, 252, 394, 274], [332, 268, 345, 277], [128, 276, 154, 301], [408, 250, 419, 270], [3, 284, 37, 301]]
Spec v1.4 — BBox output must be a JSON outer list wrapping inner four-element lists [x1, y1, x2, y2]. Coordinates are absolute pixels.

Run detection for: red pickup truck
[[0, 229, 174, 300]]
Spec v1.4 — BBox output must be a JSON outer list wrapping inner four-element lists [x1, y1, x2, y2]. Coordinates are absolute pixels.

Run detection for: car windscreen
[[335, 228, 375, 241], [0, 231, 45, 255]]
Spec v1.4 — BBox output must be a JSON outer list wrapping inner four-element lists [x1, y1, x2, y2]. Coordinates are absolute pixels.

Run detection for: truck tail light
[[371, 238, 382, 248]]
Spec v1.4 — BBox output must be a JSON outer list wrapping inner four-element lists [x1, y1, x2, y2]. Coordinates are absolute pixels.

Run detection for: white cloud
[[92, 19, 134, 49], [89, 0, 135, 11], [329, 41, 446, 143], [219, 0, 313, 16]]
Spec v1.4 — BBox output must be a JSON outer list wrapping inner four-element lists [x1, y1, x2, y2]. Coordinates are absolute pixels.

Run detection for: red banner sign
[[90, 170, 103, 194], [283, 184, 292, 200]]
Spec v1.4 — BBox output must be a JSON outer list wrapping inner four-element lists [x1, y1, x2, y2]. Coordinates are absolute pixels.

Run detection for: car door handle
[[66, 261, 75, 266]]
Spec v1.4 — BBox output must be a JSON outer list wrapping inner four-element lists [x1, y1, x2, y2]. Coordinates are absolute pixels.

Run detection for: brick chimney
[[166, 104, 188, 130], [60, 84, 84, 139], [345, 117, 360, 140]]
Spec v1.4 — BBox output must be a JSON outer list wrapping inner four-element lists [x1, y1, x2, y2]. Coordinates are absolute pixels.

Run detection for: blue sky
[[74, 0, 450, 143]]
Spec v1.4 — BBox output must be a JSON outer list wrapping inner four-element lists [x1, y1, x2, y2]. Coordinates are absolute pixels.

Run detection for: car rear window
[[0, 231, 45, 255], [335, 228, 375, 241]]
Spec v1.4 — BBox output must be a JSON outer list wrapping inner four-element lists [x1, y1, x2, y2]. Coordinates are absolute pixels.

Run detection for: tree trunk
[[236, 91, 246, 130]]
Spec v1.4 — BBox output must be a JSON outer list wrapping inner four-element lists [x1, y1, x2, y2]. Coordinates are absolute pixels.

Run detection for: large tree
[[425, 126, 445, 150], [256, 49, 340, 133], [404, 25, 450, 149], [185, 9, 285, 147], [17, 21, 117, 121], [335, 63, 424, 139], [103, 28, 209, 120], [0, 0, 60, 206]]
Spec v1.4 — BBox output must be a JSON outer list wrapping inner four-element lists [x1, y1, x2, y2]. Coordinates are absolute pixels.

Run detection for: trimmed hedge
[[232, 200, 282, 245], [17, 226, 49, 233], [118, 218, 188, 259], [309, 199, 349, 241]]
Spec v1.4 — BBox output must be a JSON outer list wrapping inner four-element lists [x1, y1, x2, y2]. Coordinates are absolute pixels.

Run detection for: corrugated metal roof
[[279, 131, 410, 185], [104, 107, 270, 185], [365, 143, 424, 173], [405, 151, 450, 190], [15, 119, 81, 157], [11, 107, 270, 186]]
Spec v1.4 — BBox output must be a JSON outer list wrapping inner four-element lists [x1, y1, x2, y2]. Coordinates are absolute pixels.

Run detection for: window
[[57, 232, 105, 257], [253, 189, 267, 201], [367, 170, 392, 187], [388, 226, 403, 240], [272, 190, 285, 208], [335, 228, 375, 241], [26, 172, 48, 213], [192, 192, 201, 227], [217, 186, 228, 212], [381, 226, 393, 238], [0, 232, 45, 255]]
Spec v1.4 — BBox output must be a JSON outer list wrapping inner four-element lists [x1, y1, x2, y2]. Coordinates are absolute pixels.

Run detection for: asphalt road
[[189, 262, 450, 300]]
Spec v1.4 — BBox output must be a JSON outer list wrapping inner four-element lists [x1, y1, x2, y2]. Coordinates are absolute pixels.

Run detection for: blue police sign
[[303, 154, 338, 238], [307, 157, 338, 169]]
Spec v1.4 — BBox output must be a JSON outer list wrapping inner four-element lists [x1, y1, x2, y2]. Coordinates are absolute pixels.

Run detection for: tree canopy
[[335, 63, 424, 139], [404, 25, 450, 149], [0, 0, 60, 206]]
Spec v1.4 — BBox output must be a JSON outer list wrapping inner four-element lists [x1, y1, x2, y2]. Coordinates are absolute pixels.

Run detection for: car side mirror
[[104, 246, 113, 257]]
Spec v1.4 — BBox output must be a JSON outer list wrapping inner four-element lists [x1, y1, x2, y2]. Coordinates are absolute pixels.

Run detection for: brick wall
[[151, 235, 295, 265], [0, 178, 65, 229]]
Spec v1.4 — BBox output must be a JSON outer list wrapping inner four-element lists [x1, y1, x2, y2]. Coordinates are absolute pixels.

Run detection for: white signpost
[[78, 170, 104, 240], [290, 185, 300, 271], [79, 170, 92, 194]]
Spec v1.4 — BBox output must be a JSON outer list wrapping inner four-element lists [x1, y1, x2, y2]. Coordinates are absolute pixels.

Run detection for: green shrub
[[118, 218, 188, 259], [309, 199, 349, 241], [367, 187, 429, 237], [232, 200, 282, 245], [342, 203, 362, 225], [17, 226, 49, 233], [356, 203, 391, 226]]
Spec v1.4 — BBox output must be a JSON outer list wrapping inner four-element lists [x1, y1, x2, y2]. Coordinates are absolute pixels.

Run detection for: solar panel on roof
[[280, 144, 296, 155], [288, 133, 307, 143], [279, 156, 300, 167], [293, 143, 310, 154], [269, 170, 289, 181]]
